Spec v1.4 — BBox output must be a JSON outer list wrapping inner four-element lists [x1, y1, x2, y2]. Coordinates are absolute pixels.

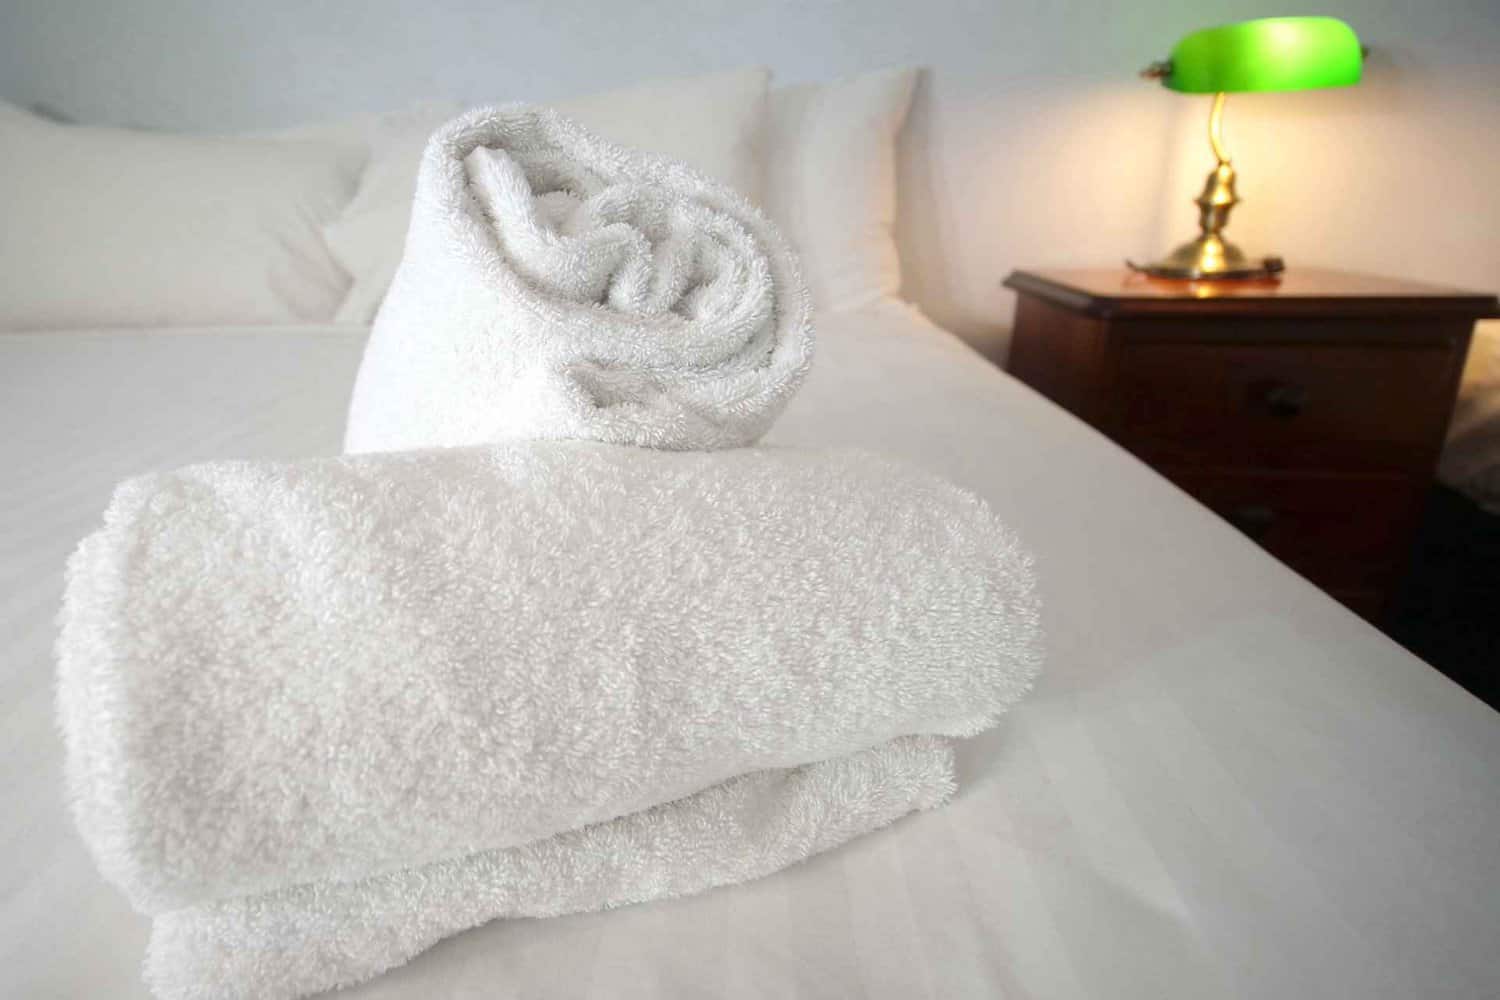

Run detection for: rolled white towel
[[57, 442, 1041, 916], [147, 736, 954, 1000], [343, 105, 813, 454]]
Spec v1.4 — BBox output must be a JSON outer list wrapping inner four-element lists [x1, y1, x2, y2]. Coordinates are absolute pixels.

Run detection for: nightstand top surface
[[1004, 268, 1499, 319]]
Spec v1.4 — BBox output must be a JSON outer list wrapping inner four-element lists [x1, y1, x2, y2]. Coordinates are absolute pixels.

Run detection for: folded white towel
[[58, 442, 1040, 916], [146, 736, 953, 1000], [343, 105, 813, 454]]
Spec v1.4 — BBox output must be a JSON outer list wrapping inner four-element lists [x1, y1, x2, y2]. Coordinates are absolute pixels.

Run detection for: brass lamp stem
[[1195, 92, 1238, 250], [1207, 90, 1230, 165]]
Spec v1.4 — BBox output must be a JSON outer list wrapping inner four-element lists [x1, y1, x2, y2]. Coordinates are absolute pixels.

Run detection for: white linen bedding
[[1442, 320, 1500, 511], [3, 302, 1497, 999]]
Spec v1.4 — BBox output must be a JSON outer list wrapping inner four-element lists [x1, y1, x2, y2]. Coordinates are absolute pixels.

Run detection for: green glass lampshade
[[1164, 16, 1362, 94]]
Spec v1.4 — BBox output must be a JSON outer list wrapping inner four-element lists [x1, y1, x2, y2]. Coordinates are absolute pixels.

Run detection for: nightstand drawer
[[1116, 341, 1457, 472], [1168, 470, 1424, 583]]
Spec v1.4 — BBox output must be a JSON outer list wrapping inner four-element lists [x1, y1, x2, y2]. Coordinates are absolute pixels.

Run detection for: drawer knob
[[1249, 379, 1308, 418], [1227, 504, 1276, 541]]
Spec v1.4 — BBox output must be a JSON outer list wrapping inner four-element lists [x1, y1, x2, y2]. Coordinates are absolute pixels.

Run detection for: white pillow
[[555, 69, 769, 199], [325, 68, 771, 323], [763, 67, 917, 313], [0, 101, 364, 330], [319, 103, 466, 323]]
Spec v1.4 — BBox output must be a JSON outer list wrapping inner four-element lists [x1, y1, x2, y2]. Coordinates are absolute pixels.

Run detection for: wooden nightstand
[[1003, 267, 1499, 619]]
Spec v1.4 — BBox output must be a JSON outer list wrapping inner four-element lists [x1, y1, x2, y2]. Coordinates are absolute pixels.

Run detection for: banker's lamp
[[1135, 16, 1364, 280]]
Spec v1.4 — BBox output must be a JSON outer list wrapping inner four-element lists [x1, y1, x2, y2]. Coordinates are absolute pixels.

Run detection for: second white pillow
[[763, 67, 918, 314]]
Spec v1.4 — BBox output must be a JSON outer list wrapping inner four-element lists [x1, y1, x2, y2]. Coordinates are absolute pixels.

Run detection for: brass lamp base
[[1129, 237, 1285, 280], [1133, 92, 1286, 282]]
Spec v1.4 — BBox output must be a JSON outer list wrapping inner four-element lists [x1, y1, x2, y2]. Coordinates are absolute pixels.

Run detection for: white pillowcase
[[555, 69, 769, 199], [324, 68, 771, 323], [0, 101, 364, 331], [763, 67, 918, 313]]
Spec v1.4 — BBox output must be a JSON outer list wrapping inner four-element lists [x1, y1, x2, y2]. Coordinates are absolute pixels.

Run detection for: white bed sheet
[[2, 302, 1496, 999]]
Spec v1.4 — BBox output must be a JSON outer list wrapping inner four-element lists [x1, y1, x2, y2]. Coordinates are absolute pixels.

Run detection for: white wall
[[2, 0, 1496, 357]]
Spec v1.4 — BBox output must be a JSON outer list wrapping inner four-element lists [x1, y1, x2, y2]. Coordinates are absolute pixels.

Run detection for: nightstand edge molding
[[1003, 269, 1499, 322]]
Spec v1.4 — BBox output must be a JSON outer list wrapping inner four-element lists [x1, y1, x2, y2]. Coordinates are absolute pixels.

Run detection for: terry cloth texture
[[145, 736, 955, 1000], [58, 442, 1042, 916], [344, 104, 813, 455]]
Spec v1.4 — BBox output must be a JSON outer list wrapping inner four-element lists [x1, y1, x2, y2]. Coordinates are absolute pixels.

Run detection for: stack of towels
[[57, 106, 1043, 1000]]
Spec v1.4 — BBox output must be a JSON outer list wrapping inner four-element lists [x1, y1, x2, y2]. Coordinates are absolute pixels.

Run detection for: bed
[[4, 60, 1499, 998], [3, 300, 1498, 999]]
